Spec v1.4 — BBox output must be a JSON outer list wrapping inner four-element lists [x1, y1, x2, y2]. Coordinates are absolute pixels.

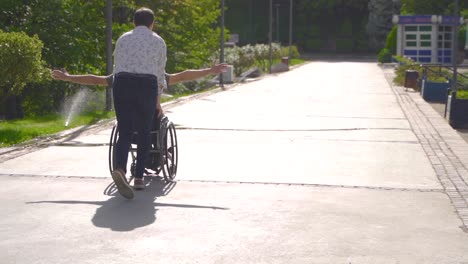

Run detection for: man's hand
[[157, 102, 164, 118], [51, 69, 69, 81], [210, 63, 229, 74]]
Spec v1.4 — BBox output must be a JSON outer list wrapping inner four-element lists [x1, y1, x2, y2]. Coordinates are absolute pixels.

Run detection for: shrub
[[459, 25, 466, 51], [0, 32, 46, 97], [392, 56, 451, 90], [385, 26, 397, 54], [253, 43, 281, 73], [378, 48, 392, 63], [457, 90, 468, 99], [280, 45, 300, 59], [0, 31, 47, 119], [224, 45, 255, 76], [393, 56, 422, 87]]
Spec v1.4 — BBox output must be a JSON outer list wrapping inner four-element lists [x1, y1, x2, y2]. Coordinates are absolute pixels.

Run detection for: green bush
[[224, 45, 256, 76], [393, 56, 452, 89], [457, 90, 468, 99], [386, 26, 397, 54], [220, 43, 297, 76], [378, 48, 392, 63], [0, 31, 48, 119], [459, 25, 466, 51], [0, 32, 46, 97], [393, 56, 422, 87], [280, 45, 300, 59], [254, 43, 281, 73]]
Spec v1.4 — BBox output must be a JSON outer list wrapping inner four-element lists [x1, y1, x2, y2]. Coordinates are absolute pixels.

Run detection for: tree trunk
[[5, 95, 24, 120]]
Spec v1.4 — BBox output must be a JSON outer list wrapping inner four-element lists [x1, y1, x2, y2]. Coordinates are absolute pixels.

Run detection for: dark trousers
[[112, 73, 158, 179]]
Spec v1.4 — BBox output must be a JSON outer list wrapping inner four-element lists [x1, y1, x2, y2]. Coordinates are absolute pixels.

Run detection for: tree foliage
[[0, 0, 222, 117], [400, 0, 466, 15], [134, 0, 221, 72], [257, 0, 370, 52], [0, 31, 46, 98]]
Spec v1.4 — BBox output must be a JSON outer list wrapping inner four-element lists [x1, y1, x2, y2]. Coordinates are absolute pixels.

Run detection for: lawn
[[0, 111, 114, 147]]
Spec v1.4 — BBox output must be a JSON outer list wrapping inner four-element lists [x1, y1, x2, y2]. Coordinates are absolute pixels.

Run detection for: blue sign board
[[396, 15, 461, 25], [398, 15, 432, 24], [440, 16, 461, 25]]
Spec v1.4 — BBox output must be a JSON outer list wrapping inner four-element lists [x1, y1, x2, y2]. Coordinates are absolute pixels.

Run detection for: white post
[[431, 15, 438, 63]]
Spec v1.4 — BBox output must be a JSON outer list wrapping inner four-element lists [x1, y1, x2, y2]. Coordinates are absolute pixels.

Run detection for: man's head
[[134, 7, 154, 28]]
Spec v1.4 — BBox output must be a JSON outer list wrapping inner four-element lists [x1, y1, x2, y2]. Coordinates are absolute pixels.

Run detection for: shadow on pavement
[[27, 176, 228, 232]]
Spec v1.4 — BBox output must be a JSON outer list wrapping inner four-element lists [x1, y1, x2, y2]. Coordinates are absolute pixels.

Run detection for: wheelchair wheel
[[108, 124, 118, 175], [160, 119, 178, 182], [109, 124, 138, 177]]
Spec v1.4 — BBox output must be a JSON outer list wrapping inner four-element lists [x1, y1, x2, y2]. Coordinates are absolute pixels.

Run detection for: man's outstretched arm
[[51, 70, 109, 86], [51, 63, 229, 87], [167, 63, 228, 84]]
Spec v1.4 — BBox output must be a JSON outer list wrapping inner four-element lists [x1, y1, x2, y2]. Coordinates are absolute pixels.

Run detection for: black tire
[[108, 124, 118, 175], [161, 121, 178, 182]]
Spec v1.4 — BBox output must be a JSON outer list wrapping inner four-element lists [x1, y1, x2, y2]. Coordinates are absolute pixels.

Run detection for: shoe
[[111, 169, 134, 199], [133, 178, 145, 190]]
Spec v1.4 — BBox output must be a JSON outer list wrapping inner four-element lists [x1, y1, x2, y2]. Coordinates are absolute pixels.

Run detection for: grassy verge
[[0, 111, 115, 147], [290, 58, 306, 66], [457, 90, 468, 99]]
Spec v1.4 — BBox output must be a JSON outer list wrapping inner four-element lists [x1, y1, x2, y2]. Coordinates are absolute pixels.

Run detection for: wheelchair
[[108, 115, 178, 183]]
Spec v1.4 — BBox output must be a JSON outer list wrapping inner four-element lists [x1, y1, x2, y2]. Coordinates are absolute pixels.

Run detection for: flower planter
[[445, 91, 468, 129], [421, 79, 450, 103]]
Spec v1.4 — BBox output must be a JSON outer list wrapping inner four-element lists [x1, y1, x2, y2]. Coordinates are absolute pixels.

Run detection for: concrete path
[[1, 62, 468, 263]]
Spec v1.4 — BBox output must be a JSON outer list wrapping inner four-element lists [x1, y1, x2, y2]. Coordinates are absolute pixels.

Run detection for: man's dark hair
[[134, 7, 154, 27]]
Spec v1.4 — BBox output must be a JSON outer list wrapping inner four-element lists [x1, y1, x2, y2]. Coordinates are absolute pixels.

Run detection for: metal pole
[[269, 0, 272, 74], [276, 4, 280, 42], [220, 0, 225, 89], [288, 0, 292, 59], [453, 0, 459, 91], [105, 0, 113, 111], [250, 0, 253, 44]]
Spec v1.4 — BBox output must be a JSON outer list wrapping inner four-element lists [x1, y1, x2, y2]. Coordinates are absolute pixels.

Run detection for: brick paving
[[383, 66, 468, 231]]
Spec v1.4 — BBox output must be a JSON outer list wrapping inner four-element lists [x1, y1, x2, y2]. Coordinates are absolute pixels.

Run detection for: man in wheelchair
[[52, 61, 227, 198]]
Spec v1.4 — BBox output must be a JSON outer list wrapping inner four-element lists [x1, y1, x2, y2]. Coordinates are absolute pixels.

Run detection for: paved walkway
[[1, 61, 468, 263], [382, 64, 468, 231]]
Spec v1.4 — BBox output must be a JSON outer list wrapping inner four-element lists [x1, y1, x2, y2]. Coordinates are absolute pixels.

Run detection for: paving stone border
[[382, 66, 468, 232]]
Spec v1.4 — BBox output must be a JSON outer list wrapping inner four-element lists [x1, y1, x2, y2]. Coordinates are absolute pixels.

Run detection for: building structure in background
[[393, 15, 466, 64]]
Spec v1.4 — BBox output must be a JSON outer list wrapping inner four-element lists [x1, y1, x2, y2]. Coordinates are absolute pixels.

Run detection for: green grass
[[290, 58, 306, 66], [457, 90, 468, 99], [0, 111, 115, 147]]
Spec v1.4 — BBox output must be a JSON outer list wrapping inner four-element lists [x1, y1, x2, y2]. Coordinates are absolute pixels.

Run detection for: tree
[[367, 0, 400, 51], [134, 0, 221, 72], [0, 31, 46, 119], [400, 0, 455, 15], [277, 0, 369, 52], [102, 0, 222, 72], [0, 0, 223, 117]]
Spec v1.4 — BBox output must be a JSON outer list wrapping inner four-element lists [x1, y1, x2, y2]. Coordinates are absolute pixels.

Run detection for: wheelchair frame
[[108, 116, 178, 183]]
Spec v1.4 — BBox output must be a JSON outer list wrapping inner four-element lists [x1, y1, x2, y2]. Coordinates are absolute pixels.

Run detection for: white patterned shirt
[[113, 26, 167, 93]]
